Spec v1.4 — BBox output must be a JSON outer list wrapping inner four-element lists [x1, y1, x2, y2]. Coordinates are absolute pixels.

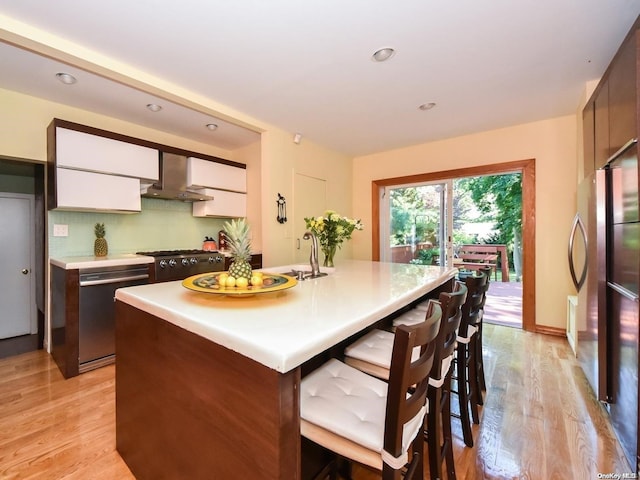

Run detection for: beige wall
[[233, 139, 263, 253], [260, 129, 353, 267], [0, 88, 236, 163], [352, 115, 579, 330]]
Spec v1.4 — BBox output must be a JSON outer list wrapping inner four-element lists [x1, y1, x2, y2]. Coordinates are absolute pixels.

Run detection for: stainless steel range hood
[[141, 152, 212, 201]]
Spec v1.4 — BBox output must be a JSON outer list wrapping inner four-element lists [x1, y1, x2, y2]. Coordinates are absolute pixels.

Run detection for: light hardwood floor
[[0, 324, 632, 479]]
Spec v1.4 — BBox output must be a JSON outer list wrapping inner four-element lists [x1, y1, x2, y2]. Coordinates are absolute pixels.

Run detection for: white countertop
[[50, 254, 154, 270], [115, 260, 457, 373]]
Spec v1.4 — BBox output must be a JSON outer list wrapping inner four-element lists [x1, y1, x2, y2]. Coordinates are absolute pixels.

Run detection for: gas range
[[136, 249, 225, 282]]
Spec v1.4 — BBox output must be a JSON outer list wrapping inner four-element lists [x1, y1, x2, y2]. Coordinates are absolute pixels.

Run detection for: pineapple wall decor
[[94, 223, 108, 257], [223, 218, 252, 280]]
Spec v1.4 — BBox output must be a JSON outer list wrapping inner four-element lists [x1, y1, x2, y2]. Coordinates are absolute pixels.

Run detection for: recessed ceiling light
[[146, 103, 162, 112], [372, 47, 395, 62], [55, 72, 77, 85], [418, 102, 437, 111], [205, 123, 218, 131]]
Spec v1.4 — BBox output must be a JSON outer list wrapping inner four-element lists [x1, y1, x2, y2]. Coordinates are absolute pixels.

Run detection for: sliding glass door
[[379, 181, 453, 266]]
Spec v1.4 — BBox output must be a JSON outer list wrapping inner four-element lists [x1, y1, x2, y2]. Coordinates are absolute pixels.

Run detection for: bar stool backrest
[[460, 273, 490, 336], [384, 300, 442, 462], [431, 281, 467, 383]]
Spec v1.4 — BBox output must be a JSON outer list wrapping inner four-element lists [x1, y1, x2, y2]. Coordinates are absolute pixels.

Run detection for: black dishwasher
[[78, 264, 149, 372]]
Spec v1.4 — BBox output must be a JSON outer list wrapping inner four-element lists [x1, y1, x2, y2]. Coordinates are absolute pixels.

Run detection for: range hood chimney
[[141, 152, 212, 201]]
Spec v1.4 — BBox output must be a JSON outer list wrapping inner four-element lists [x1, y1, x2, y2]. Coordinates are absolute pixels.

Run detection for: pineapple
[[94, 223, 108, 257], [223, 218, 252, 280]]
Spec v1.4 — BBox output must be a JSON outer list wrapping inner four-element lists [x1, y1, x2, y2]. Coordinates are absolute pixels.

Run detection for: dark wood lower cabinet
[[50, 265, 80, 378]]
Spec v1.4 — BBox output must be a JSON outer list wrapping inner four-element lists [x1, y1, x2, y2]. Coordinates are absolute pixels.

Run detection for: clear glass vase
[[322, 244, 336, 268]]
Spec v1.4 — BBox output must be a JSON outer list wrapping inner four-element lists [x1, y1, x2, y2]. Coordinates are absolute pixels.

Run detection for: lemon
[[252, 271, 264, 278], [250, 275, 263, 287], [236, 277, 249, 289], [225, 276, 236, 287]]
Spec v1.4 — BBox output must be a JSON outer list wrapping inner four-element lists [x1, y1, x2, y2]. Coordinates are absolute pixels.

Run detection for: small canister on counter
[[218, 230, 228, 250], [203, 236, 217, 251]]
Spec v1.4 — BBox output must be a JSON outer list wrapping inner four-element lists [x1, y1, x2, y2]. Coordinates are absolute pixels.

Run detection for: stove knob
[[217, 255, 224, 263], [168, 259, 177, 267], [159, 259, 167, 269], [208, 256, 216, 264], [190, 257, 198, 265], [181, 258, 189, 266]]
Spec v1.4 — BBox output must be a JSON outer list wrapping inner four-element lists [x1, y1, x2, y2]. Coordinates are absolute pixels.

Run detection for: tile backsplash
[[48, 198, 227, 257]]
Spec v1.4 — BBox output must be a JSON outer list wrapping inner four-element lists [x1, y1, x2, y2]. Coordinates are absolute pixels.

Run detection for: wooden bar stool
[[474, 266, 492, 404], [424, 287, 466, 480], [452, 271, 489, 447], [300, 303, 442, 480], [343, 284, 467, 480]]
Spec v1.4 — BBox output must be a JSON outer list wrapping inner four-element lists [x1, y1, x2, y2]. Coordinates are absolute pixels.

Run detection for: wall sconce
[[277, 193, 287, 223]]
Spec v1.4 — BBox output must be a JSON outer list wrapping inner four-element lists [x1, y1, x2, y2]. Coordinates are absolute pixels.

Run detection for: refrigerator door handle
[[568, 213, 588, 291], [607, 281, 640, 303]]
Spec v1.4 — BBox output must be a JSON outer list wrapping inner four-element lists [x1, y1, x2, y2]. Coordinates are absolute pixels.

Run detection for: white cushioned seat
[[344, 329, 420, 380], [392, 308, 427, 327], [414, 299, 433, 311], [300, 358, 427, 470], [345, 329, 396, 369]]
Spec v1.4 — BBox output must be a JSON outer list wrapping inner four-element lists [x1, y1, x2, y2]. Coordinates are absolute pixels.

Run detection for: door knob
[[21, 268, 29, 275]]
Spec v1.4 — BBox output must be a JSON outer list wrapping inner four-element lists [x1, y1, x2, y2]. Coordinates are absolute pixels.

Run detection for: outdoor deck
[[482, 279, 523, 328]]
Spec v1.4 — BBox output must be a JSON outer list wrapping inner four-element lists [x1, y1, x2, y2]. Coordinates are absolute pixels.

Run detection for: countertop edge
[[115, 262, 458, 373], [50, 254, 155, 269]]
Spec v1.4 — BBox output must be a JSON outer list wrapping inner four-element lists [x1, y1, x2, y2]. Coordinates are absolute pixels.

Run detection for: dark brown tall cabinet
[[584, 22, 638, 173], [581, 16, 640, 473]]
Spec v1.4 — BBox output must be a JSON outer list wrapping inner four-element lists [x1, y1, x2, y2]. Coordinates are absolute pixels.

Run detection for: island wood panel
[[115, 301, 300, 480]]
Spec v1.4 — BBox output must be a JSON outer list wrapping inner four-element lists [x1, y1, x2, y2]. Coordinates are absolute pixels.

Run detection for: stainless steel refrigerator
[[569, 169, 607, 400], [569, 138, 640, 471]]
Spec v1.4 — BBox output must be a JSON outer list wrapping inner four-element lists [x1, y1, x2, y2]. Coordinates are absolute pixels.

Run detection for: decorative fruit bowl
[[182, 271, 297, 296]]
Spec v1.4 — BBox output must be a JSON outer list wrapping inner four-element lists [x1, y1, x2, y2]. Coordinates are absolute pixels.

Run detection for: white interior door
[[294, 173, 327, 264], [379, 181, 453, 266], [0, 193, 36, 338]]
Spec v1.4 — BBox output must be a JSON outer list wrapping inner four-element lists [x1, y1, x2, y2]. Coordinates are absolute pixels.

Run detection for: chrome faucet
[[303, 231, 321, 278]]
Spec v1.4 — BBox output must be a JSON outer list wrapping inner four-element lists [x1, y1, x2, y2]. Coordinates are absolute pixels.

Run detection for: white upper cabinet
[[192, 189, 246, 218], [55, 168, 141, 212], [187, 157, 246, 193], [56, 127, 159, 181]]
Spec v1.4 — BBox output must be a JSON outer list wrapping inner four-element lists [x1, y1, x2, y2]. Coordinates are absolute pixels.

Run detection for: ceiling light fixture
[[418, 102, 437, 111], [205, 123, 218, 131], [146, 103, 162, 112], [55, 72, 77, 85], [372, 47, 395, 62]]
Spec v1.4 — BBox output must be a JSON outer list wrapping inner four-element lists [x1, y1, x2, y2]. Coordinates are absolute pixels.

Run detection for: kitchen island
[[114, 260, 457, 480]]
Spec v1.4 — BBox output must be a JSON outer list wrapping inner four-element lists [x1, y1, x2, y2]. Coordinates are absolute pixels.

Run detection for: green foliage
[[389, 186, 441, 246], [409, 247, 441, 265], [452, 230, 478, 246], [456, 174, 522, 246]]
